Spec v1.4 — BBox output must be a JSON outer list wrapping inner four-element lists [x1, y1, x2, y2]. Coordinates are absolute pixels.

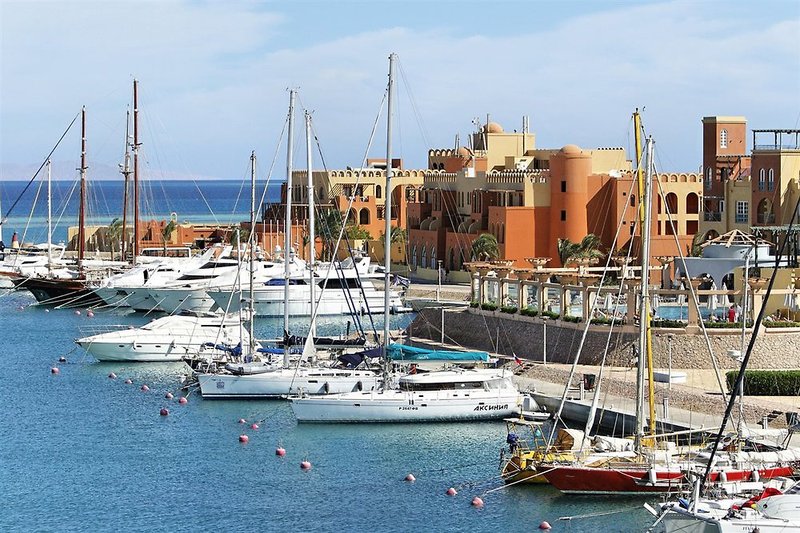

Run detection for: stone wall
[[409, 307, 800, 370]]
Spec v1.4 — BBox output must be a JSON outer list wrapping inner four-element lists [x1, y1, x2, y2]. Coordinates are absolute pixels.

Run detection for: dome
[[457, 146, 472, 158], [484, 122, 504, 134], [560, 144, 582, 155]]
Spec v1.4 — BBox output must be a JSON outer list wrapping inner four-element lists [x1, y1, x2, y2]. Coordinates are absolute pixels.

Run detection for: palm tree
[[161, 220, 177, 254], [558, 233, 603, 266], [106, 218, 123, 261], [687, 231, 705, 257], [470, 233, 500, 261], [317, 208, 344, 261]]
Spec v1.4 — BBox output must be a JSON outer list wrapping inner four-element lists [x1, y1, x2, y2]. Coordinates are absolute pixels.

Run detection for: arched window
[[411, 244, 417, 267], [421, 245, 427, 268], [705, 167, 712, 191], [759, 169, 766, 191], [665, 192, 679, 214], [449, 248, 456, 271], [375, 184, 382, 199], [499, 223, 505, 243], [686, 193, 699, 214], [768, 169, 775, 191], [757, 198, 774, 224], [430, 247, 437, 269], [720, 129, 728, 149], [359, 208, 370, 225]]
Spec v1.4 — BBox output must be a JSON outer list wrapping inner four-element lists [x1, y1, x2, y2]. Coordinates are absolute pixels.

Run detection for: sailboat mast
[[635, 136, 656, 450], [305, 110, 316, 339], [133, 79, 140, 261], [78, 106, 87, 268], [47, 159, 52, 270], [249, 150, 257, 355], [120, 109, 131, 261], [382, 53, 396, 357], [283, 89, 296, 368]]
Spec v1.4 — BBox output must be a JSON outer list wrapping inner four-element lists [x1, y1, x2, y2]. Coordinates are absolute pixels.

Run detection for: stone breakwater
[[408, 307, 800, 370]]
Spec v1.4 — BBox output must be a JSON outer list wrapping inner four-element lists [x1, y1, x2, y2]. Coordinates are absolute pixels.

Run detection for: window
[[630, 195, 635, 207], [719, 200, 725, 213], [759, 169, 766, 191], [720, 129, 728, 149], [375, 184, 382, 199], [705, 167, 712, 191], [561, 181, 567, 193], [560, 210, 566, 221], [735, 201, 749, 224], [768, 169, 775, 191]]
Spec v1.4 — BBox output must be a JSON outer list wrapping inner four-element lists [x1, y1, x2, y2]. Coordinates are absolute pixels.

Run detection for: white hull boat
[[290, 368, 524, 423], [76, 313, 250, 362]]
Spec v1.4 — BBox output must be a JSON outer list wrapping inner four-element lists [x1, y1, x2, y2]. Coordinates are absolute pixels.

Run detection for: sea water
[[0, 290, 656, 532]]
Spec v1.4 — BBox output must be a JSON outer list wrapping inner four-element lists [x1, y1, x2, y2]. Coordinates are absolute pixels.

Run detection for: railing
[[755, 144, 800, 150], [757, 213, 776, 224], [703, 212, 722, 222]]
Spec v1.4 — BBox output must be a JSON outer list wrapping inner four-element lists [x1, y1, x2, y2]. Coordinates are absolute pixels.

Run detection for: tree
[[161, 220, 177, 254], [558, 234, 603, 266], [106, 218, 123, 261], [317, 209, 344, 261], [470, 233, 500, 261]]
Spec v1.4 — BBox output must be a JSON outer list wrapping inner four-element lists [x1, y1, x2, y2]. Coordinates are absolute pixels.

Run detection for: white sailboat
[[289, 53, 525, 423], [195, 103, 380, 399]]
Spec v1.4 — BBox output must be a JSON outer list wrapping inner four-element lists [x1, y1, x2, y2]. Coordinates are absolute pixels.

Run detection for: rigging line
[[20, 178, 44, 246], [257, 113, 290, 229], [653, 158, 728, 402], [1, 111, 81, 226], [396, 59, 431, 148]]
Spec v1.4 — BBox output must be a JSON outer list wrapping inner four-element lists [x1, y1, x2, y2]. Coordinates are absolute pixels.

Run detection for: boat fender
[[648, 467, 657, 485], [720, 471, 728, 483], [751, 470, 760, 482]]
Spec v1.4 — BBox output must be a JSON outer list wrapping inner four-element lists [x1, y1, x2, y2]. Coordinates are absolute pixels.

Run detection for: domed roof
[[560, 144, 582, 155], [484, 122, 504, 134]]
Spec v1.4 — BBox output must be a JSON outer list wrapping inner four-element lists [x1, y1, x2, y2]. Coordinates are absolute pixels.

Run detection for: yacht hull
[[197, 369, 379, 399]]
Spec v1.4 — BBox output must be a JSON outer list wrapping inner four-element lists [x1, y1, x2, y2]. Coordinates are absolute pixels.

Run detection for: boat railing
[[77, 324, 136, 337]]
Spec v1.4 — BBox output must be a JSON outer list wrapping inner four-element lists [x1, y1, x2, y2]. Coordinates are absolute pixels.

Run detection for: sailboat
[[537, 129, 797, 495], [289, 54, 525, 423], [195, 96, 380, 399]]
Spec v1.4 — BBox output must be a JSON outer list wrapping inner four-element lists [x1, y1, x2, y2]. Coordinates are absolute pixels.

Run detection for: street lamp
[[437, 259, 443, 302]]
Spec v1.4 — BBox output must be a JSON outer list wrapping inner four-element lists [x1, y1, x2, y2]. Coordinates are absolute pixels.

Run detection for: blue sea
[[0, 180, 656, 532]]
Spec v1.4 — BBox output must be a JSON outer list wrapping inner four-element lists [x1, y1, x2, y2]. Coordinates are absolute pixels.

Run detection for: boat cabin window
[[321, 278, 362, 290], [399, 380, 485, 392], [264, 279, 307, 286]]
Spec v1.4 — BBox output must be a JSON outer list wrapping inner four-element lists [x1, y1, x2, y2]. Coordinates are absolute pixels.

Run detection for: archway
[[686, 193, 699, 214], [359, 208, 370, 225]]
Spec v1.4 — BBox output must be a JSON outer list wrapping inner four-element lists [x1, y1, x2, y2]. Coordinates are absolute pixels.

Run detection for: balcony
[[757, 213, 776, 224], [703, 212, 722, 222]]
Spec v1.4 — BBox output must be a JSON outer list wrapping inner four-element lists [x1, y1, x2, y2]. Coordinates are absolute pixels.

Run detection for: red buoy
[[538, 521, 552, 530], [250, 423, 259, 430], [87, 311, 95, 318], [165, 392, 174, 400], [124, 379, 133, 384], [140, 384, 150, 392], [275, 447, 286, 457], [471, 496, 484, 507], [404, 473, 416, 482], [159, 408, 169, 416], [178, 397, 188, 405], [58, 356, 67, 363], [50, 367, 60, 374], [238, 418, 247, 424], [108, 372, 117, 379], [446, 487, 457, 496], [300, 460, 312, 470], [239, 435, 249, 443]]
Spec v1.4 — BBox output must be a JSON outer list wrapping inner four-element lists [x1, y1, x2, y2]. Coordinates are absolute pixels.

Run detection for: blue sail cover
[[386, 343, 489, 362]]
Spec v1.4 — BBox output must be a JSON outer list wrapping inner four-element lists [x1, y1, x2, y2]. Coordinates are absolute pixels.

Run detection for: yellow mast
[[633, 110, 657, 439]]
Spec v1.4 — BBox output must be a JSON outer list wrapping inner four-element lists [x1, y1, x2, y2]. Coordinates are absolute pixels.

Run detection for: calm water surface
[[0, 288, 656, 532]]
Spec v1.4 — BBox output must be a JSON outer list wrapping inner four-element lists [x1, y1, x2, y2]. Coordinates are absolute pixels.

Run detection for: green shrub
[[590, 316, 622, 325], [726, 370, 800, 396], [500, 305, 518, 314], [651, 319, 686, 329], [469, 300, 479, 308], [562, 315, 582, 323], [764, 320, 800, 328], [703, 321, 744, 329], [541, 310, 560, 319], [520, 307, 539, 317], [481, 302, 498, 311]]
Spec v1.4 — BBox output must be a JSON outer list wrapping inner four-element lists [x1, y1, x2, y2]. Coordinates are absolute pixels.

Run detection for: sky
[[1, 0, 799, 182]]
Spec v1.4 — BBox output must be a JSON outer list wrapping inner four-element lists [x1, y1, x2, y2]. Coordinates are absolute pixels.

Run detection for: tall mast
[[120, 109, 132, 261], [47, 159, 53, 271], [305, 110, 316, 340], [249, 150, 257, 356], [78, 106, 87, 268], [635, 136, 656, 451], [133, 79, 140, 261], [283, 89, 296, 368], [382, 53, 396, 357]]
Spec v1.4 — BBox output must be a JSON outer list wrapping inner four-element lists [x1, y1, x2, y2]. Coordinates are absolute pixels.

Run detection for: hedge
[[591, 316, 623, 325], [764, 320, 800, 328], [562, 315, 582, 323], [651, 319, 686, 329], [520, 307, 539, 317], [540, 310, 560, 320], [469, 301, 479, 308], [726, 370, 800, 396], [500, 305, 518, 314], [481, 302, 498, 311]]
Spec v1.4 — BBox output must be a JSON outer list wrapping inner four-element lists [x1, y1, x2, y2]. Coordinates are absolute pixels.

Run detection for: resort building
[[407, 119, 703, 278]]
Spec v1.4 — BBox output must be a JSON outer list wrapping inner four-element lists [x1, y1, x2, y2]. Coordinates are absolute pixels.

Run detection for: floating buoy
[[300, 460, 312, 470], [50, 367, 60, 374], [404, 473, 416, 482], [44, 309, 49, 313], [238, 418, 247, 424], [446, 487, 457, 496], [108, 372, 117, 379], [86, 311, 95, 318], [124, 379, 133, 384], [74, 310, 81, 315], [165, 392, 174, 400], [178, 397, 188, 405], [239, 435, 249, 443], [18, 305, 25, 311], [538, 521, 552, 530], [58, 356, 67, 363], [250, 423, 259, 430], [275, 447, 286, 457], [140, 384, 150, 392], [471, 496, 484, 507], [159, 408, 169, 416]]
